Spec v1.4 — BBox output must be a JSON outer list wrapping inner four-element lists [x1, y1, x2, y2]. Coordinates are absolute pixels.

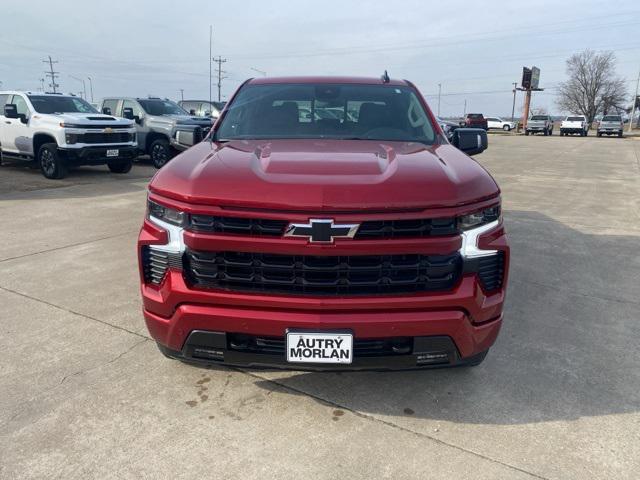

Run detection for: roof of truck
[[246, 76, 410, 86]]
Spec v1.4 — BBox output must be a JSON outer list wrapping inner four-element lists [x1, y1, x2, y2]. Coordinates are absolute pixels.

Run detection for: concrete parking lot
[[1, 136, 639, 479]]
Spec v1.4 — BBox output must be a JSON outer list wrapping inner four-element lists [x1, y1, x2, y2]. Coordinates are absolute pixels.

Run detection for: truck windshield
[[530, 115, 547, 120], [602, 115, 621, 121], [138, 99, 187, 116], [215, 83, 436, 144], [28, 95, 98, 114]]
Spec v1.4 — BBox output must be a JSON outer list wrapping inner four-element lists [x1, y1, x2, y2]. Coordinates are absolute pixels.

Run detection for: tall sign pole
[[519, 66, 543, 131], [209, 25, 212, 108]]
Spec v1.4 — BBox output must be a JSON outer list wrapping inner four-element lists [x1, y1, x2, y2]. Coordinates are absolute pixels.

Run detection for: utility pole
[[251, 67, 266, 77], [214, 56, 227, 102], [437, 83, 442, 116], [39, 78, 45, 92], [511, 82, 518, 122], [628, 67, 639, 133], [87, 76, 94, 102], [209, 25, 212, 108], [463, 99, 467, 118], [180, 89, 184, 102], [69, 75, 87, 100], [43, 55, 59, 93]]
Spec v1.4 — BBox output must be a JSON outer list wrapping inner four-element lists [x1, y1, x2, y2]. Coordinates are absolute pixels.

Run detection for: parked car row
[[0, 91, 215, 178]]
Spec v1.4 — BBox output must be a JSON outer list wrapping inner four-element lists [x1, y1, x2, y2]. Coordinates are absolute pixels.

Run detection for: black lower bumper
[[157, 330, 485, 371], [60, 145, 138, 165]]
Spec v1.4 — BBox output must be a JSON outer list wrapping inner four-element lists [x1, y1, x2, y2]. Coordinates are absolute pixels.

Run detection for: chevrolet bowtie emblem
[[104, 127, 113, 133], [284, 219, 360, 243]]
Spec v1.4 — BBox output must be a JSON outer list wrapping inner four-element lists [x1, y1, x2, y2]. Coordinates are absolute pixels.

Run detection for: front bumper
[[60, 145, 138, 164], [154, 324, 500, 371]]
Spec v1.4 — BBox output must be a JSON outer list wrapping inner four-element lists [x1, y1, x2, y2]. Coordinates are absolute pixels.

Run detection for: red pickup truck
[[138, 76, 509, 370]]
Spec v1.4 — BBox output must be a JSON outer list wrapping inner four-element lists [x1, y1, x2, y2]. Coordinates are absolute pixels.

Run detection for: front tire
[[618, 131, 623, 138], [503, 125, 510, 131], [150, 139, 173, 169], [107, 159, 133, 174], [525, 130, 530, 136], [38, 143, 67, 179]]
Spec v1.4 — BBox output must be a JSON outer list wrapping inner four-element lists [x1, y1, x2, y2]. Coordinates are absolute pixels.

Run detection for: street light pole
[[437, 83, 441, 116], [69, 75, 87, 100], [628, 67, 639, 133], [87, 76, 94, 102]]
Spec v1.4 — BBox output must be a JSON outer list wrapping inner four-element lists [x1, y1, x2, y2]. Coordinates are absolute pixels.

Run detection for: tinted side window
[[102, 99, 119, 115]]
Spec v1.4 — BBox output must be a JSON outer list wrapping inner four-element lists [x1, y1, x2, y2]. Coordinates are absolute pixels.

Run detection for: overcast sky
[[1, 0, 639, 117]]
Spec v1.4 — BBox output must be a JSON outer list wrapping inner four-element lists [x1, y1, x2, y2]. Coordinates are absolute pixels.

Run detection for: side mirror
[[4, 104, 18, 119], [134, 115, 142, 125], [189, 109, 196, 115], [102, 107, 112, 115], [451, 128, 488, 156], [19, 114, 28, 124], [122, 107, 134, 120], [175, 126, 202, 147], [203, 110, 211, 117]]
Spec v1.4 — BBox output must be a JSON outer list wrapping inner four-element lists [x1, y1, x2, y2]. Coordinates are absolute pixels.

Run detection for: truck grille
[[186, 215, 457, 239], [190, 215, 287, 235], [184, 250, 461, 295], [79, 132, 132, 144]]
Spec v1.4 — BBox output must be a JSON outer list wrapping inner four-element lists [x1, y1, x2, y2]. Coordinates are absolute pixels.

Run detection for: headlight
[[65, 133, 78, 145], [147, 199, 187, 227], [458, 205, 501, 231]]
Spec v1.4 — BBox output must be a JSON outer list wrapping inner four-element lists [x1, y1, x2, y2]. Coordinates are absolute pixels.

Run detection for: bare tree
[[556, 50, 627, 123]]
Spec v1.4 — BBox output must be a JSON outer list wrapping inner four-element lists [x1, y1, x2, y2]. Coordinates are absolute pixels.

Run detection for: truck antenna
[[381, 70, 390, 83]]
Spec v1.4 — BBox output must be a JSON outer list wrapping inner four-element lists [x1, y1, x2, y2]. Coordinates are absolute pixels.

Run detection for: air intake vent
[[477, 252, 505, 291], [141, 246, 182, 285]]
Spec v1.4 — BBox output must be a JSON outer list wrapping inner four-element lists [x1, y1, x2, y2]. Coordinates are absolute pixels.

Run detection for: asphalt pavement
[[1, 136, 639, 479]]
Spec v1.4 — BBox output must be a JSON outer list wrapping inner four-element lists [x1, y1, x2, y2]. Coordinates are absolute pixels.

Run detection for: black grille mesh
[[79, 132, 132, 144], [184, 250, 462, 296], [186, 215, 458, 239]]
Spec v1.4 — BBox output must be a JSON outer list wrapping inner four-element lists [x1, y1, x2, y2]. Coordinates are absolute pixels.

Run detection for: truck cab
[[0, 91, 137, 179], [100, 97, 213, 168]]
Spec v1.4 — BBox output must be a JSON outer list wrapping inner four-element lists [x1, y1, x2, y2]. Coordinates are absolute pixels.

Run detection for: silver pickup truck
[[100, 97, 212, 168], [525, 115, 553, 136], [597, 115, 623, 138]]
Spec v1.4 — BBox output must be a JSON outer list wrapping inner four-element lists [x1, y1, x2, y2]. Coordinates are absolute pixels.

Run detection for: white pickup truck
[[0, 91, 137, 178], [560, 115, 589, 137]]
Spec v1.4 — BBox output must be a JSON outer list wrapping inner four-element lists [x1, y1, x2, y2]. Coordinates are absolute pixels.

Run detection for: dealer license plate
[[286, 331, 353, 364], [106, 149, 119, 157]]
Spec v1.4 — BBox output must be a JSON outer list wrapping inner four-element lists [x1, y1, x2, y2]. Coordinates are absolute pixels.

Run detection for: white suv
[[486, 117, 516, 131], [0, 91, 137, 179]]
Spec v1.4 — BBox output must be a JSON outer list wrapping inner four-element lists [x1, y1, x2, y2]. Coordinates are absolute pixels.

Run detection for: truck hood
[[41, 112, 133, 127], [165, 114, 212, 125], [150, 139, 499, 211]]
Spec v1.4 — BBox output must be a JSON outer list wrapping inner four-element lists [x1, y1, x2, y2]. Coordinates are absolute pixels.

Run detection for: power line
[[43, 55, 59, 93]]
